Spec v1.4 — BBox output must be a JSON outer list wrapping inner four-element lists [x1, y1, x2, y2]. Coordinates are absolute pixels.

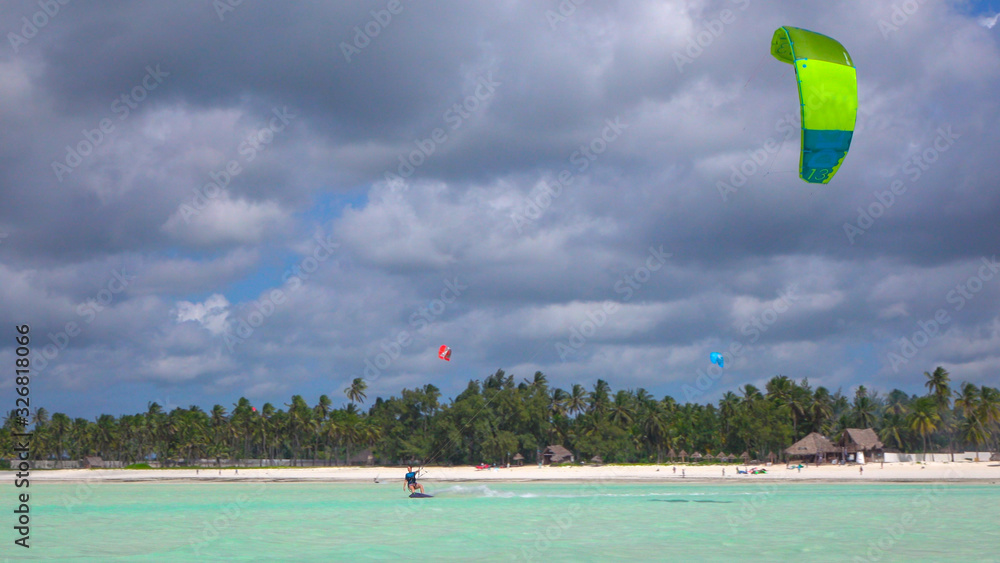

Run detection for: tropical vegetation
[[3, 366, 997, 466]]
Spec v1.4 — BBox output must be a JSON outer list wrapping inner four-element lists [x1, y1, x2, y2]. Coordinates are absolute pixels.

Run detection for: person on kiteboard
[[404, 465, 425, 494]]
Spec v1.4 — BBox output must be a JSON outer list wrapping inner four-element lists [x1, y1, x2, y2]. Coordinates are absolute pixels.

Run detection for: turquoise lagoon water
[[3, 480, 998, 561]]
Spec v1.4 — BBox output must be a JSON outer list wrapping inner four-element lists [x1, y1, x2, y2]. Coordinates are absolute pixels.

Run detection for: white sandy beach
[[27, 461, 1000, 483]]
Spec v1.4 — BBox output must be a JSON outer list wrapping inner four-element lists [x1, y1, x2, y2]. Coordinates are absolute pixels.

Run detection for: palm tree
[[809, 387, 835, 434], [210, 404, 235, 463], [319, 417, 342, 464], [566, 384, 587, 416], [765, 377, 808, 440], [958, 416, 988, 457], [924, 367, 954, 458], [484, 369, 513, 391], [978, 386, 1000, 428], [588, 380, 611, 416], [315, 395, 332, 421], [719, 392, 739, 430], [210, 405, 228, 439], [525, 371, 548, 389], [341, 416, 363, 465], [907, 397, 941, 455], [118, 414, 145, 463], [549, 388, 568, 418], [953, 381, 983, 453], [2, 410, 20, 431], [50, 412, 72, 461], [609, 390, 634, 427], [360, 418, 382, 461], [851, 386, 877, 428], [641, 403, 670, 463], [978, 386, 1000, 453], [179, 408, 209, 464], [954, 383, 979, 421], [70, 418, 91, 460], [740, 384, 763, 406], [924, 367, 952, 409], [786, 386, 810, 440], [285, 396, 313, 465], [31, 407, 49, 429], [765, 375, 793, 402], [93, 414, 118, 459], [256, 403, 276, 463], [229, 398, 256, 458], [345, 378, 368, 405], [884, 389, 910, 418], [635, 388, 654, 408], [144, 402, 165, 463], [879, 414, 908, 450]]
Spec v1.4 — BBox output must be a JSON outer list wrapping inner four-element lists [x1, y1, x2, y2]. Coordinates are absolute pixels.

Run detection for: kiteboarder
[[404, 465, 425, 495]]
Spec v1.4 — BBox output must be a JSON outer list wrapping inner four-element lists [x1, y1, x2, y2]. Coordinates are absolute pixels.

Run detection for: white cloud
[[139, 351, 235, 382], [161, 192, 289, 246], [175, 294, 231, 335]]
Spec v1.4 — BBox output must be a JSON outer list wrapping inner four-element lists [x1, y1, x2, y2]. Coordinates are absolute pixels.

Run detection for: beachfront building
[[839, 428, 884, 463], [82, 456, 105, 469], [542, 445, 574, 465], [784, 432, 837, 464]]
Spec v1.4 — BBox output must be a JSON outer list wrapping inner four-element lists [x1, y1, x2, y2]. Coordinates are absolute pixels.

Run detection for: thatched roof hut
[[691, 452, 703, 461], [590, 455, 603, 466], [740, 451, 750, 462], [667, 448, 677, 460], [839, 428, 884, 453], [785, 432, 837, 462], [82, 456, 104, 469], [542, 445, 574, 465], [678, 449, 688, 462], [512, 453, 524, 466]]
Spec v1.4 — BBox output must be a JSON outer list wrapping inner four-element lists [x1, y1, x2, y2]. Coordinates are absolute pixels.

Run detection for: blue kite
[[710, 352, 724, 368]]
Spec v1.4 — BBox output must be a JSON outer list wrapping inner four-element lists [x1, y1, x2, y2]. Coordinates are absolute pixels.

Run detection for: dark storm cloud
[[0, 0, 998, 418]]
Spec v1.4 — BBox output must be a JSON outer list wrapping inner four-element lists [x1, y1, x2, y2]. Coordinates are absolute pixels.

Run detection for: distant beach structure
[[785, 432, 838, 464], [785, 428, 884, 464], [82, 456, 105, 469], [839, 428, 884, 462], [542, 445, 574, 465]]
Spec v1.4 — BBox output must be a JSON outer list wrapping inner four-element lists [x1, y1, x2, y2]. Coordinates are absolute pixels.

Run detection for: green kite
[[771, 26, 858, 184]]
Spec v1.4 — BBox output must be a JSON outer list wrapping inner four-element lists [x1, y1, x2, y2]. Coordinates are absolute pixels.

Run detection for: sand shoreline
[[20, 461, 1000, 484]]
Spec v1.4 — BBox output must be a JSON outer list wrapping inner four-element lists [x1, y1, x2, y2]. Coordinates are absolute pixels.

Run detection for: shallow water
[[5, 481, 999, 561]]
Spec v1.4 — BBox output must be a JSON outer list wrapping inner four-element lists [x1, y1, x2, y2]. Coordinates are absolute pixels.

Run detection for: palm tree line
[[3, 367, 997, 466]]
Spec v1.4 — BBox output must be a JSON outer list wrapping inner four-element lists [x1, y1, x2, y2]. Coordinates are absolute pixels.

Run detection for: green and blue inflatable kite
[[771, 26, 858, 184]]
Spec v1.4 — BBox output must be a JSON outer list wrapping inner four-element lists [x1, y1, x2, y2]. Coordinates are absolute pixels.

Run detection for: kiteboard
[[409, 493, 434, 498]]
